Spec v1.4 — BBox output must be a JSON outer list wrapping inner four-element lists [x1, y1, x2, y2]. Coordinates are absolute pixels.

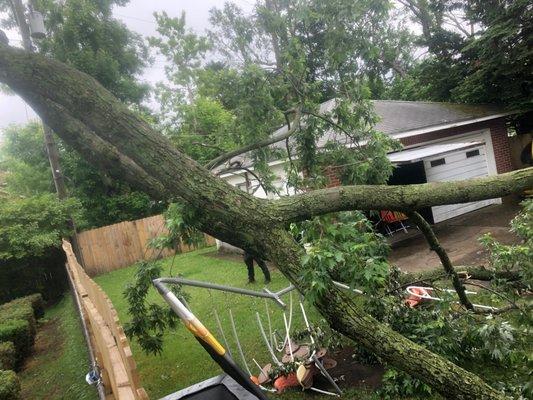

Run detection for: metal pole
[[65, 258, 106, 400], [10, 0, 67, 200], [158, 277, 289, 308]]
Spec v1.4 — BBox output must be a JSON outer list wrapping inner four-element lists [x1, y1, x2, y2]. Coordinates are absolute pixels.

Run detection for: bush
[[0, 343, 15, 371], [0, 247, 67, 304], [0, 300, 36, 337], [0, 320, 33, 368], [1, 294, 45, 320], [0, 370, 21, 400]]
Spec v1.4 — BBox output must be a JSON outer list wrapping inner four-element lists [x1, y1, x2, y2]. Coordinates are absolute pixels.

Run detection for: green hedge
[[0, 343, 15, 371], [0, 299, 37, 337], [0, 320, 33, 368], [0, 293, 45, 322], [0, 294, 45, 369], [0, 247, 67, 304], [0, 370, 21, 400]]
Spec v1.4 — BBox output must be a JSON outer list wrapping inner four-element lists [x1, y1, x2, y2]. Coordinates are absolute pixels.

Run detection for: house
[[218, 99, 520, 224]]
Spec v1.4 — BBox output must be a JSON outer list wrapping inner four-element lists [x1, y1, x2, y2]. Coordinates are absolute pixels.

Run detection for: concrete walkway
[[388, 198, 522, 273]]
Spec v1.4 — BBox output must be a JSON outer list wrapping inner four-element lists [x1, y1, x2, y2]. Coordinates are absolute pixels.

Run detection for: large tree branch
[[271, 168, 533, 223]]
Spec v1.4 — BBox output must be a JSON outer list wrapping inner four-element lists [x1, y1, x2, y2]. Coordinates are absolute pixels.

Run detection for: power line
[[114, 13, 157, 25]]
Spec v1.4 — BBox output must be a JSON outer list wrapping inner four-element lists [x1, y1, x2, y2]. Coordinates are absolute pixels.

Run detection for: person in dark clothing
[[243, 251, 271, 283]]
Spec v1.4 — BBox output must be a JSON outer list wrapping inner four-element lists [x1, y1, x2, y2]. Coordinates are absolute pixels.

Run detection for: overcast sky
[[0, 0, 253, 134]]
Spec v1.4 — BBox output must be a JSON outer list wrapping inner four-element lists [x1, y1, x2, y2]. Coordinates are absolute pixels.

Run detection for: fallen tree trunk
[[1, 43, 526, 399]]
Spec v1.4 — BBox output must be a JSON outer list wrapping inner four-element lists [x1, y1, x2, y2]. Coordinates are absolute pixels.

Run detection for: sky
[[0, 0, 253, 133]]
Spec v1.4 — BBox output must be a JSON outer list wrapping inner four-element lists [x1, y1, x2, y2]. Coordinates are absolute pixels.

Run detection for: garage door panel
[[424, 143, 499, 222], [428, 164, 488, 182], [432, 198, 499, 223], [425, 152, 486, 172], [425, 147, 486, 166], [425, 157, 488, 177]]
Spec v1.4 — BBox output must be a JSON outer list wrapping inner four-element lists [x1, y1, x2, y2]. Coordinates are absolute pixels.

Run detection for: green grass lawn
[[95, 247, 377, 399], [18, 295, 98, 400]]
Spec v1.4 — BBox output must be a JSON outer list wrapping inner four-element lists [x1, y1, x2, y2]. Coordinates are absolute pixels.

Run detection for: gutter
[[391, 112, 519, 140]]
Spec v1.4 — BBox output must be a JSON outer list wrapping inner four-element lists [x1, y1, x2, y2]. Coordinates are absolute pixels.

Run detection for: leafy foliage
[[0, 370, 21, 400], [33, 0, 149, 104], [0, 194, 80, 259], [0, 123, 52, 197], [124, 203, 202, 354], [123, 261, 180, 355], [148, 203, 205, 252], [480, 199, 533, 289], [390, 0, 533, 107], [292, 211, 391, 303]]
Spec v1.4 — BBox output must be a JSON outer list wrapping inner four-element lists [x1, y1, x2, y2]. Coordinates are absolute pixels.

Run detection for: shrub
[[0, 320, 33, 368], [2, 294, 45, 320], [0, 343, 15, 371], [0, 300, 36, 336], [0, 247, 67, 304], [21, 293, 45, 319], [0, 370, 21, 400]]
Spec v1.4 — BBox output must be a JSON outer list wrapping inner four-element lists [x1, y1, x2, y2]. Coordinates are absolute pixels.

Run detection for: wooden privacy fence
[[77, 214, 216, 276], [63, 239, 148, 400]]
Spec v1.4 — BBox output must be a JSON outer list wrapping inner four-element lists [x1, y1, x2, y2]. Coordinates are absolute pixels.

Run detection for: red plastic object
[[273, 373, 299, 393], [405, 287, 430, 308]]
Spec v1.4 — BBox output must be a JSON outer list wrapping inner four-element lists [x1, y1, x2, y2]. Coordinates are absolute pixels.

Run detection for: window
[[430, 158, 446, 167], [466, 149, 480, 158]]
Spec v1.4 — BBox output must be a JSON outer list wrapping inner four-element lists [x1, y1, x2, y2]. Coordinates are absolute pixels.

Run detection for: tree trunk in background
[[1, 44, 528, 399]]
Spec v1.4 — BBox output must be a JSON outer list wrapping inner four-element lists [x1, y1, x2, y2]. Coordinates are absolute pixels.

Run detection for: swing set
[[154, 276, 499, 400], [153, 277, 345, 400]]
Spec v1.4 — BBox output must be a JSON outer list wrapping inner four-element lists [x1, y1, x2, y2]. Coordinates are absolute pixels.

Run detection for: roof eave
[[390, 111, 519, 140]]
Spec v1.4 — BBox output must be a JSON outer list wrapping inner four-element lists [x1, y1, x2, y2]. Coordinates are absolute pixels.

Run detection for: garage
[[388, 141, 501, 223]]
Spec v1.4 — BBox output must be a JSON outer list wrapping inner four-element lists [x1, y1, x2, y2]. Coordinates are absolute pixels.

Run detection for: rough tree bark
[[1, 44, 531, 399]]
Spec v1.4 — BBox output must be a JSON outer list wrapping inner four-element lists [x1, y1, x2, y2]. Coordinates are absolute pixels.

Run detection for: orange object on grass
[[274, 373, 299, 393], [405, 287, 431, 308], [250, 376, 260, 385]]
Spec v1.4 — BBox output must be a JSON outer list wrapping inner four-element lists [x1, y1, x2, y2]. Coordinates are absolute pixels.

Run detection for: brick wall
[[324, 165, 342, 187], [488, 119, 513, 173]]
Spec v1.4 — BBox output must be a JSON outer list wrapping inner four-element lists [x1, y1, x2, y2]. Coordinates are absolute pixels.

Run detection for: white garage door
[[424, 144, 500, 223]]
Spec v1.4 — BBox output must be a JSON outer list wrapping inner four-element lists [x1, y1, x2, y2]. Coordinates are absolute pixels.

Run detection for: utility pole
[[10, 0, 68, 200], [10, 0, 83, 262]]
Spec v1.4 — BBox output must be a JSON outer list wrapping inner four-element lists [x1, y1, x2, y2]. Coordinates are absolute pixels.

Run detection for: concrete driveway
[[388, 198, 522, 273]]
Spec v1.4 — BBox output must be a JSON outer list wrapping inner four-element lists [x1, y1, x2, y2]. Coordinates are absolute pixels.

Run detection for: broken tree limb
[[399, 266, 522, 284], [406, 211, 474, 310], [0, 43, 512, 399]]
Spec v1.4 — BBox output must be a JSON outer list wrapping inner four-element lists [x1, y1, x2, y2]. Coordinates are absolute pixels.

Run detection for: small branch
[[205, 109, 301, 170], [407, 211, 474, 310], [465, 280, 530, 317], [216, 165, 270, 197], [190, 141, 225, 152]]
